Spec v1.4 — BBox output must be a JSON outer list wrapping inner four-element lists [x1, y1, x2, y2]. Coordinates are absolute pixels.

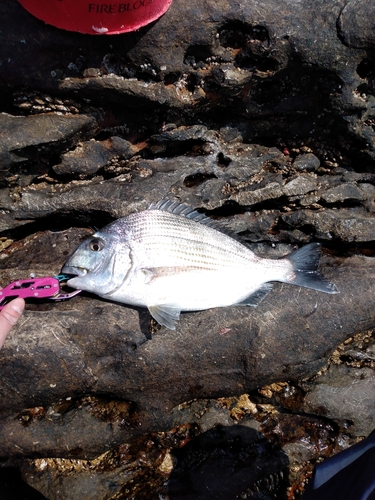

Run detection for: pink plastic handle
[[0, 277, 60, 309]]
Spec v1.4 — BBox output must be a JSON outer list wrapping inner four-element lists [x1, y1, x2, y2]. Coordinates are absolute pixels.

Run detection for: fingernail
[[11, 302, 24, 314]]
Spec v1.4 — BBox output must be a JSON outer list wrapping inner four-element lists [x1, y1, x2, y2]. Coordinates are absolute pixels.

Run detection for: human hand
[[0, 297, 25, 349]]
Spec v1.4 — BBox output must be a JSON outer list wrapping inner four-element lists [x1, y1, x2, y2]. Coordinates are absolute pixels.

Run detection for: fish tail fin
[[286, 243, 339, 294]]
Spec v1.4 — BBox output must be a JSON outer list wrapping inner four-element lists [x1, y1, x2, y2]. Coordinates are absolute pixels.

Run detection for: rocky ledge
[[1, 0, 375, 498]]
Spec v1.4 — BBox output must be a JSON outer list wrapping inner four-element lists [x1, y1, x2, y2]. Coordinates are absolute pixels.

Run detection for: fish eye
[[89, 238, 105, 252]]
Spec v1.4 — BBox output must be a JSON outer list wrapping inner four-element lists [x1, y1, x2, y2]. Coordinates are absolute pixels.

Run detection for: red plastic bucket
[[17, 0, 173, 34]]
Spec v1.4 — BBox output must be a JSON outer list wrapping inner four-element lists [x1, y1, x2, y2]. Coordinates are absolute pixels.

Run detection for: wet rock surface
[[1, 0, 375, 497]]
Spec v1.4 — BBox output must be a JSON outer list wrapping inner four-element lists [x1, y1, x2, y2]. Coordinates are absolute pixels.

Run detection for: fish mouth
[[61, 265, 88, 277]]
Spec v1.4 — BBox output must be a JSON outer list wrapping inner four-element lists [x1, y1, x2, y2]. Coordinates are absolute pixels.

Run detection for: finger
[[0, 298, 25, 349]]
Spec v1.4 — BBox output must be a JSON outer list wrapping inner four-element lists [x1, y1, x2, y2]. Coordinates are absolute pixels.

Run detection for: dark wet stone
[[282, 208, 375, 242], [219, 126, 243, 143], [151, 125, 212, 144], [60, 76, 188, 111], [293, 153, 321, 172], [0, 113, 96, 175], [320, 182, 365, 204], [53, 136, 137, 178], [0, 229, 92, 275], [283, 176, 318, 198], [168, 426, 288, 499], [0, 214, 32, 233], [0, 467, 47, 500], [0, 0, 364, 154], [303, 363, 375, 437], [260, 413, 337, 464], [231, 181, 284, 206], [15, 428, 197, 500], [337, 0, 375, 49]]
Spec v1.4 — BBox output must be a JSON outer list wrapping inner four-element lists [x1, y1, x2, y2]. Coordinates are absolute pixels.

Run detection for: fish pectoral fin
[[148, 304, 181, 330], [142, 268, 158, 284], [237, 283, 273, 307], [142, 267, 176, 284]]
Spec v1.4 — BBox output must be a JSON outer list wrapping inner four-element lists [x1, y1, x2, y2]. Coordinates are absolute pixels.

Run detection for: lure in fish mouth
[[62, 199, 338, 330]]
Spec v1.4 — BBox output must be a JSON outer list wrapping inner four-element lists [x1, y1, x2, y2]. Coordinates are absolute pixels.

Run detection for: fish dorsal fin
[[148, 199, 238, 237], [148, 304, 181, 330]]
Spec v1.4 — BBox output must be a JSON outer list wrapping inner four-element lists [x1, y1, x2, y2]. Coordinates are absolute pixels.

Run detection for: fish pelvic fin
[[286, 242, 339, 294], [237, 283, 273, 307], [148, 304, 181, 330]]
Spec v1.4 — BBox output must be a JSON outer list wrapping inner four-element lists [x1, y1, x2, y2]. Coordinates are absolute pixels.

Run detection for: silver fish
[[62, 199, 338, 329]]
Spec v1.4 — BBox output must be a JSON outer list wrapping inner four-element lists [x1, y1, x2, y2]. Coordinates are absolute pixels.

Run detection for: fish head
[[62, 228, 131, 296]]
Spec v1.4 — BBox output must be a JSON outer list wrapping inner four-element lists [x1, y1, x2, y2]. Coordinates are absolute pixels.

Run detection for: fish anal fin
[[148, 304, 181, 330], [237, 283, 273, 307]]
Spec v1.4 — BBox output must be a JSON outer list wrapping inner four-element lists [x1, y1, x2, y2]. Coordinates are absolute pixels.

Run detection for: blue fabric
[[303, 432, 375, 500]]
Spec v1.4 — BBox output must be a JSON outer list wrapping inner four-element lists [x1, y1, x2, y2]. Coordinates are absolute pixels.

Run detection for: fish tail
[[285, 243, 338, 294]]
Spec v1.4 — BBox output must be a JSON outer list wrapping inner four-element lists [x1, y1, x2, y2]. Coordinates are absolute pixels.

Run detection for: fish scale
[[62, 200, 338, 329], [128, 212, 254, 269]]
